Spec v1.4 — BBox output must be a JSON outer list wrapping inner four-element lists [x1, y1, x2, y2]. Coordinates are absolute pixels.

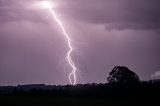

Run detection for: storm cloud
[[58, 0, 160, 30], [1, 0, 160, 30], [0, 0, 160, 85]]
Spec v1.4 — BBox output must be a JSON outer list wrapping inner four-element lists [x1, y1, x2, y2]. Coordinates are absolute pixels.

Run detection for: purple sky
[[0, 0, 160, 85]]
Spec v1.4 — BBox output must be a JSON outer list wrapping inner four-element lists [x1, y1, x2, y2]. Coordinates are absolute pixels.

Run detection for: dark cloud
[[1, 0, 160, 30], [58, 0, 160, 30]]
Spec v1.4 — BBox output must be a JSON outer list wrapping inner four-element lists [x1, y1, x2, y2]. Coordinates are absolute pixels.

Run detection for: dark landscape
[[1, 66, 160, 106], [1, 81, 160, 106]]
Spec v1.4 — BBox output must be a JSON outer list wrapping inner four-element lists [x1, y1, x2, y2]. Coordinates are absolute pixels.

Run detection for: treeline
[[0, 66, 160, 100], [0, 80, 160, 100]]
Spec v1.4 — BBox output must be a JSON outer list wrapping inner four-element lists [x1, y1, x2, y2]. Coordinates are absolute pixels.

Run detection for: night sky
[[0, 0, 160, 85]]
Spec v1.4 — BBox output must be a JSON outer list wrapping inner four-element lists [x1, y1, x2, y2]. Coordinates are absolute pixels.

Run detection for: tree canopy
[[107, 66, 140, 83]]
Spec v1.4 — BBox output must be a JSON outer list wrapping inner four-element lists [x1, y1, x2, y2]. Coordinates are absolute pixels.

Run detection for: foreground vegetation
[[0, 81, 160, 106]]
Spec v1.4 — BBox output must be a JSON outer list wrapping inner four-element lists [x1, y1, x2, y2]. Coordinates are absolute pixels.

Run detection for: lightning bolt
[[47, 4, 77, 85]]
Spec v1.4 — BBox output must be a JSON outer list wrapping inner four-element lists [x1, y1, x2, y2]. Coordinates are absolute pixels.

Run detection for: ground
[[0, 96, 159, 106]]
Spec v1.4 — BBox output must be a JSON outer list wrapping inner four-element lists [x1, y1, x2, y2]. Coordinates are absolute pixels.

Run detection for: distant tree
[[107, 66, 140, 83]]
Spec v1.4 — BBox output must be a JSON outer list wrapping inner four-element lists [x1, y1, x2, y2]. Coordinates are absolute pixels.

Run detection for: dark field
[[0, 96, 159, 106], [1, 81, 160, 106]]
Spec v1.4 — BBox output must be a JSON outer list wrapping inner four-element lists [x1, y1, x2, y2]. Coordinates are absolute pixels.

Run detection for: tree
[[107, 66, 140, 83]]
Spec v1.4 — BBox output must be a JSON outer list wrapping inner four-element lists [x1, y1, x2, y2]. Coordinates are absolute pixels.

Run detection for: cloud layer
[[0, 0, 160, 85], [1, 0, 160, 30]]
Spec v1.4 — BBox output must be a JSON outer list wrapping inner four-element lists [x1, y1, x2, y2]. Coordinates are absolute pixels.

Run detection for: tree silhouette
[[107, 66, 140, 83]]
